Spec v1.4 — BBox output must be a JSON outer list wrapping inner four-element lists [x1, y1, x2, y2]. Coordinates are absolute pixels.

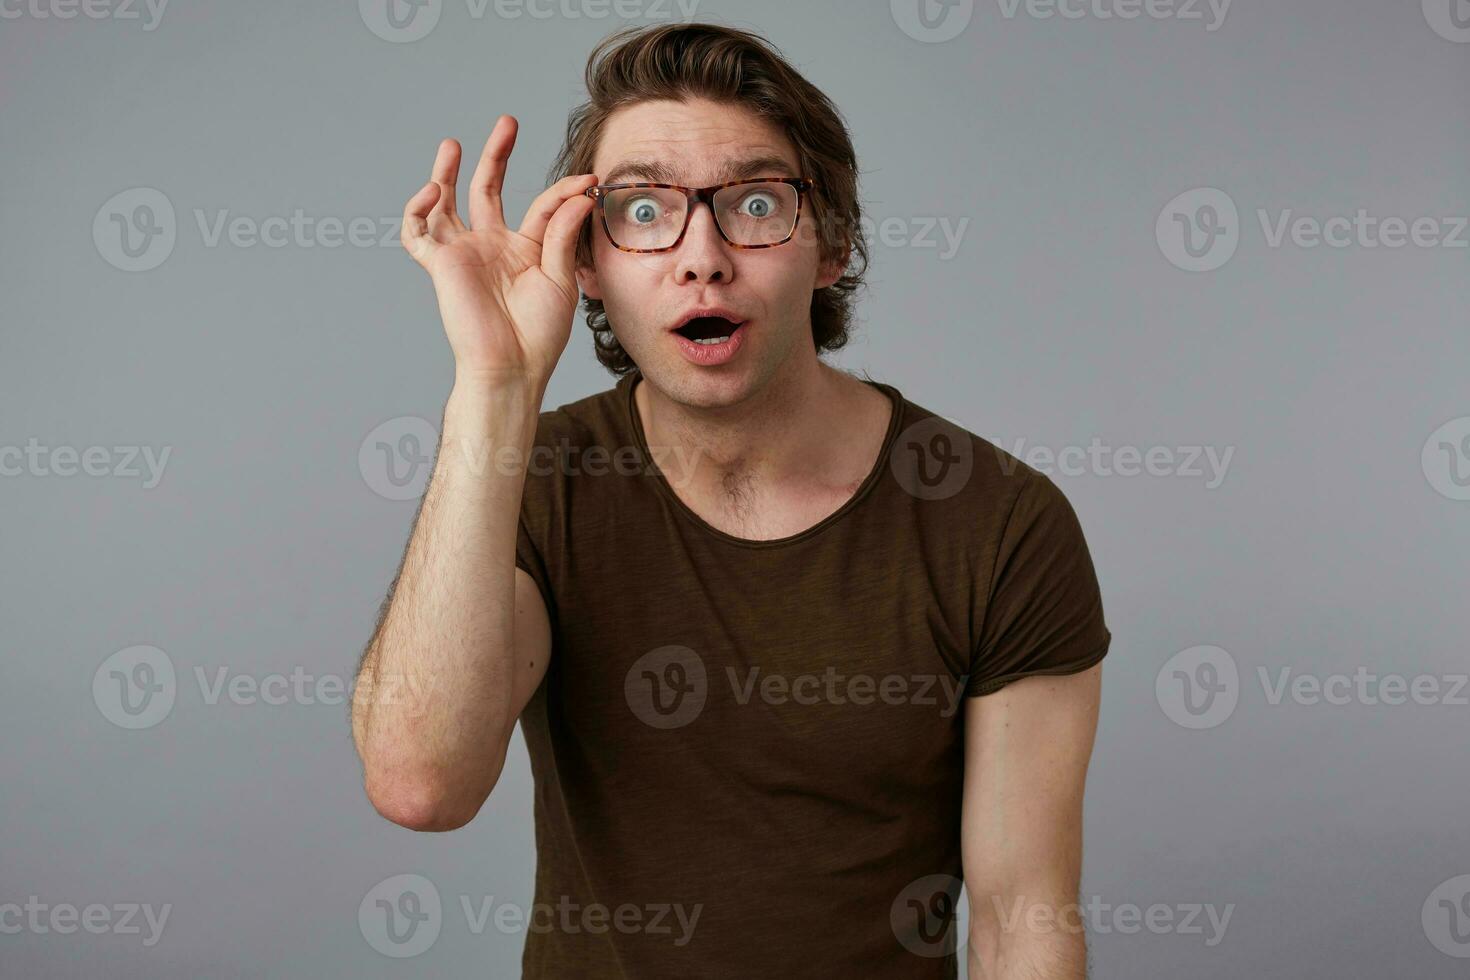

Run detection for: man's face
[[576, 97, 842, 408]]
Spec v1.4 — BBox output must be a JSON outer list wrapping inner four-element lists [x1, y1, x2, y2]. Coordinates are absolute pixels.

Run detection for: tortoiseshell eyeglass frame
[[584, 177, 816, 253]]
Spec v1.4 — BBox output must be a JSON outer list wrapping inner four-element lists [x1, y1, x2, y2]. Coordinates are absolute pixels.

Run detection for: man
[[351, 22, 1111, 979]]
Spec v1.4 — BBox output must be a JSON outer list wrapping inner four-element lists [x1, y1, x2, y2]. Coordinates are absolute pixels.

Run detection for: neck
[[634, 355, 877, 495]]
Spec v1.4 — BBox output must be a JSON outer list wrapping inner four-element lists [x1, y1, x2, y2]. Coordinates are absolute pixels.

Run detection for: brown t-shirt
[[513, 367, 1111, 978]]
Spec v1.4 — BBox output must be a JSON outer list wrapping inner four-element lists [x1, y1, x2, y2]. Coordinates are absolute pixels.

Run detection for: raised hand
[[400, 115, 598, 390]]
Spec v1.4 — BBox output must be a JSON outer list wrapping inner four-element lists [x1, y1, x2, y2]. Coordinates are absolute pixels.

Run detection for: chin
[[650, 361, 758, 411]]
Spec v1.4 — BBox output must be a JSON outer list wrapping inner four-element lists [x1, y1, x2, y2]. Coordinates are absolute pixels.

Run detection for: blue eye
[[738, 192, 778, 218], [625, 196, 662, 225]]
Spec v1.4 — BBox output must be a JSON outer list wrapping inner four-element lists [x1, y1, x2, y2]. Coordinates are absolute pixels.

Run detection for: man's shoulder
[[887, 388, 1052, 522], [528, 375, 629, 451], [890, 392, 1100, 622], [518, 375, 640, 521]]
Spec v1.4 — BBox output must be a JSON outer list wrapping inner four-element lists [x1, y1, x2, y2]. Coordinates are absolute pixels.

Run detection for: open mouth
[[674, 315, 745, 346]]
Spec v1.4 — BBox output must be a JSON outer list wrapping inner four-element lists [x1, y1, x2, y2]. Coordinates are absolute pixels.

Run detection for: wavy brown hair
[[547, 22, 869, 377]]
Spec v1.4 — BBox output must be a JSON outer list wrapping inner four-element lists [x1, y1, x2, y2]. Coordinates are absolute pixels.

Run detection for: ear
[[813, 246, 848, 291], [576, 261, 602, 301]]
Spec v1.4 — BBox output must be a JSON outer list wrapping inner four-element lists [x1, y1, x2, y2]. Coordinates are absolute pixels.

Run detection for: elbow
[[363, 772, 489, 833]]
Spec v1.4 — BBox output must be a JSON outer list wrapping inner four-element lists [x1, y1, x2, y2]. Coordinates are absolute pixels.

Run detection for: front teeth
[[692, 336, 731, 345]]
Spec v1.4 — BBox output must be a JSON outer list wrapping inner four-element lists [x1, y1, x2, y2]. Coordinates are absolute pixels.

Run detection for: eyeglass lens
[[601, 181, 800, 249]]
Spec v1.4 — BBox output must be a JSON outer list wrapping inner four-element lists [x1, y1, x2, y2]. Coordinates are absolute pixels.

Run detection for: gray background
[[3, 0, 1468, 976]]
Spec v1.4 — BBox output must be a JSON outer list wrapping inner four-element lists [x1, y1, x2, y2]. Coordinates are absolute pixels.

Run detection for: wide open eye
[[622, 195, 666, 225], [603, 186, 688, 250], [714, 182, 801, 246], [732, 190, 780, 219]]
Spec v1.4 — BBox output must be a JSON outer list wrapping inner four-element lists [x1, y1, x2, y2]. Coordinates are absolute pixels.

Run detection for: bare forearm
[[352, 375, 542, 828], [968, 895, 1087, 980]]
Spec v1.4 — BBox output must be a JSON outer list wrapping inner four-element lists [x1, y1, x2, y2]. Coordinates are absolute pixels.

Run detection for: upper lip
[[668, 307, 747, 333]]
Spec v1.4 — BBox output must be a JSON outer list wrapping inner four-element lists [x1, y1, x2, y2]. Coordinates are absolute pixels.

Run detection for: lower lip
[[671, 322, 747, 366]]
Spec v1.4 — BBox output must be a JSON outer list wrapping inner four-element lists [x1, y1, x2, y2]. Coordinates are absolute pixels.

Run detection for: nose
[[671, 200, 734, 285]]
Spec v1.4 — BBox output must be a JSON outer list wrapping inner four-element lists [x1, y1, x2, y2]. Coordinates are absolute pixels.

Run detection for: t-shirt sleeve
[[966, 468, 1111, 697], [511, 405, 562, 630], [515, 511, 557, 631]]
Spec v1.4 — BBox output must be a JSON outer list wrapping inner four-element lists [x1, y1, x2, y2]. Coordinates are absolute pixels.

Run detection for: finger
[[428, 138, 465, 232], [518, 173, 599, 245], [401, 180, 442, 263], [468, 115, 517, 230], [540, 193, 597, 301]]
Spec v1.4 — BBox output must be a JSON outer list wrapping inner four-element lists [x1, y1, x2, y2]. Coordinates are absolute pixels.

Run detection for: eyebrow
[[601, 155, 798, 185]]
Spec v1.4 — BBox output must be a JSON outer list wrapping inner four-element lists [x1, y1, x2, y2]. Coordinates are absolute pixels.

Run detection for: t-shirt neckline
[[621, 368, 905, 549]]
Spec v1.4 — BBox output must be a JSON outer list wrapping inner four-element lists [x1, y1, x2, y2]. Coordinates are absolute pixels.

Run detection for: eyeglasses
[[585, 177, 815, 253]]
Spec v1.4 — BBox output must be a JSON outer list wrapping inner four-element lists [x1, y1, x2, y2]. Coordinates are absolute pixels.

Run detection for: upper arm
[[506, 566, 553, 737], [960, 663, 1102, 944]]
